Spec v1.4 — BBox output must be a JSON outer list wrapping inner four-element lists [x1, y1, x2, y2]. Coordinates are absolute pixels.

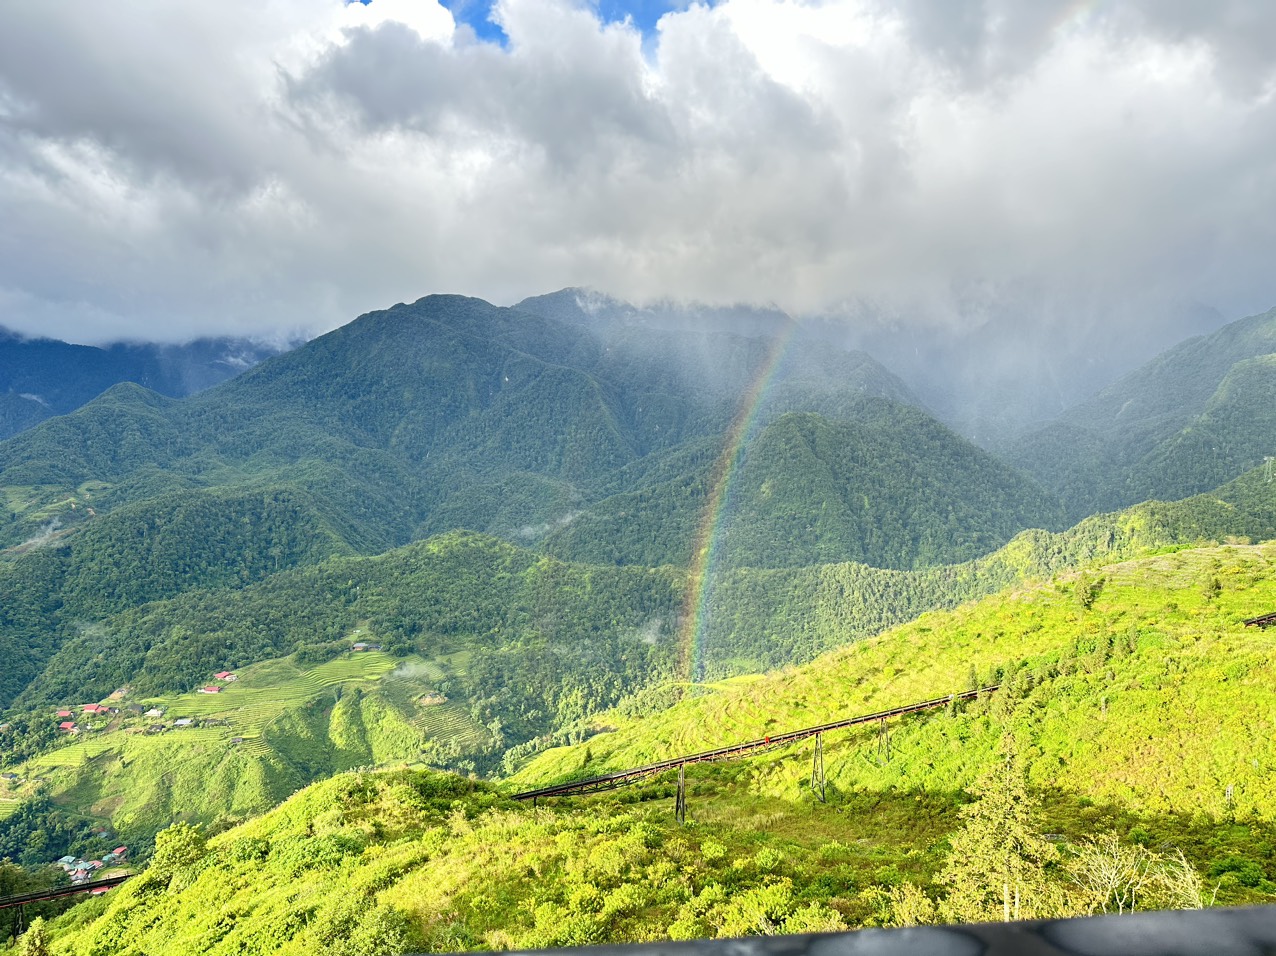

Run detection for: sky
[[2, 0, 1275, 360]]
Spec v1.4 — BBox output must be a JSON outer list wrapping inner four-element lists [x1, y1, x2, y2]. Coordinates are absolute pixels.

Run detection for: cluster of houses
[[198, 671, 238, 694], [56, 846, 128, 883], [352, 642, 383, 652], [54, 673, 240, 732], [55, 701, 121, 734]]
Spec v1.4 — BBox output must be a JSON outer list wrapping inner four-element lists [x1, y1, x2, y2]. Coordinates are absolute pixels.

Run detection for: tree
[[147, 821, 208, 890], [885, 882, 938, 927], [16, 916, 51, 956], [1067, 834, 1206, 914], [937, 740, 1058, 922]]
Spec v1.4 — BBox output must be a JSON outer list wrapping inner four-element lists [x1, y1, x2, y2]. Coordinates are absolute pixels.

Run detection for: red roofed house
[[198, 686, 222, 694], [59, 721, 77, 732], [82, 704, 109, 714], [214, 671, 238, 681], [56, 710, 72, 718]]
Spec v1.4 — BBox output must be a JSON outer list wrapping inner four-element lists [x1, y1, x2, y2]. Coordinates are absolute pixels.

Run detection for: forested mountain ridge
[[1010, 304, 1276, 520], [0, 294, 1059, 573], [0, 326, 281, 441], [545, 407, 1065, 570]]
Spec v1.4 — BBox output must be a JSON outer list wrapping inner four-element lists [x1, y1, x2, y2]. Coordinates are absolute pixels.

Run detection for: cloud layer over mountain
[[2, 0, 1274, 347]]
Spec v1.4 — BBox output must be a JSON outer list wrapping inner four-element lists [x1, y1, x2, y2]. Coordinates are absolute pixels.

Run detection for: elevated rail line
[[512, 684, 999, 803], [0, 874, 132, 911]]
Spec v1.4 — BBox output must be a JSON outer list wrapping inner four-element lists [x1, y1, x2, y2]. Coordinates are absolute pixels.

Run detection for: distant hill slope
[[545, 406, 1064, 570], [1009, 305, 1276, 520], [0, 326, 282, 441]]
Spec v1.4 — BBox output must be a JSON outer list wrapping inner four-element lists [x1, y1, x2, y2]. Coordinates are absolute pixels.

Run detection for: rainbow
[[1047, 0, 1106, 42], [676, 317, 802, 682]]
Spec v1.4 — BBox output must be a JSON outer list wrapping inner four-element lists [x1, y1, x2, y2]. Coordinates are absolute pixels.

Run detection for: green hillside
[[26, 540, 1276, 955], [1011, 304, 1276, 519], [545, 406, 1064, 570], [0, 465, 1271, 873], [9, 532, 681, 750], [0, 650, 489, 853], [9, 462, 1274, 741], [514, 541, 1276, 819], [0, 486, 352, 708]]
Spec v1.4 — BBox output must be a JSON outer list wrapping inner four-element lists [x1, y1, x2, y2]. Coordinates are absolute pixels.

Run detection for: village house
[[173, 718, 195, 727], [198, 685, 222, 694], [59, 721, 77, 732], [214, 671, 238, 682], [144, 708, 164, 718], [56, 710, 72, 718], [81, 703, 109, 715]]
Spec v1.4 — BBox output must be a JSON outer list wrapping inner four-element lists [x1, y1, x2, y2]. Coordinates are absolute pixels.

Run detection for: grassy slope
[[516, 542, 1276, 819], [9, 650, 490, 844], [36, 542, 1276, 954]]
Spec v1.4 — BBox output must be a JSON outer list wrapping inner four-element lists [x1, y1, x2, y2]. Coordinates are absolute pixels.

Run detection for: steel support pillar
[[877, 718, 891, 764], [811, 731, 826, 802], [675, 763, 687, 825]]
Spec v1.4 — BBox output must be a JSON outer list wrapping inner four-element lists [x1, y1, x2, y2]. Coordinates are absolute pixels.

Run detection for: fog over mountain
[[2, 0, 1274, 398]]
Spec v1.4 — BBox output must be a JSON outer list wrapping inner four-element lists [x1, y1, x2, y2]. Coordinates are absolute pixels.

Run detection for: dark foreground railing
[[465, 905, 1276, 956]]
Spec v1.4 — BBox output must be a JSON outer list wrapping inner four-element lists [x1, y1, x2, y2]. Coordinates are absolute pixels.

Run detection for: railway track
[[512, 684, 999, 801], [0, 874, 132, 911]]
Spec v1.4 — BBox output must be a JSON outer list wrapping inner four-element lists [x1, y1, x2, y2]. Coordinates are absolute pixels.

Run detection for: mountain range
[[0, 327, 283, 442], [1, 290, 1275, 950]]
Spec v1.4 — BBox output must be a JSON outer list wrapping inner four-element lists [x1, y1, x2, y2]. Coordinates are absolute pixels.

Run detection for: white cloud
[[0, 0, 1274, 353]]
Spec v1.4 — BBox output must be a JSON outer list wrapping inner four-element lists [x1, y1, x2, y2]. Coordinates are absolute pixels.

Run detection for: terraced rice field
[[0, 797, 20, 820], [19, 653, 407, 777], [18, 651, 487, 793], [25, 735, 117, 771], [378, 651, 488, 750], [411, 702, 489, 751], [142, 652, 401, 739]]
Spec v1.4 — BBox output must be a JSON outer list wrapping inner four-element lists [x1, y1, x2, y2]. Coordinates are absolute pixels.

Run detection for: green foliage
[[0, 797, 111, 866], [148, 822, 208, 886], [14, 916, 49, 956], [515, 541, 1276, 822], [936, 742, 1058, 922]]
